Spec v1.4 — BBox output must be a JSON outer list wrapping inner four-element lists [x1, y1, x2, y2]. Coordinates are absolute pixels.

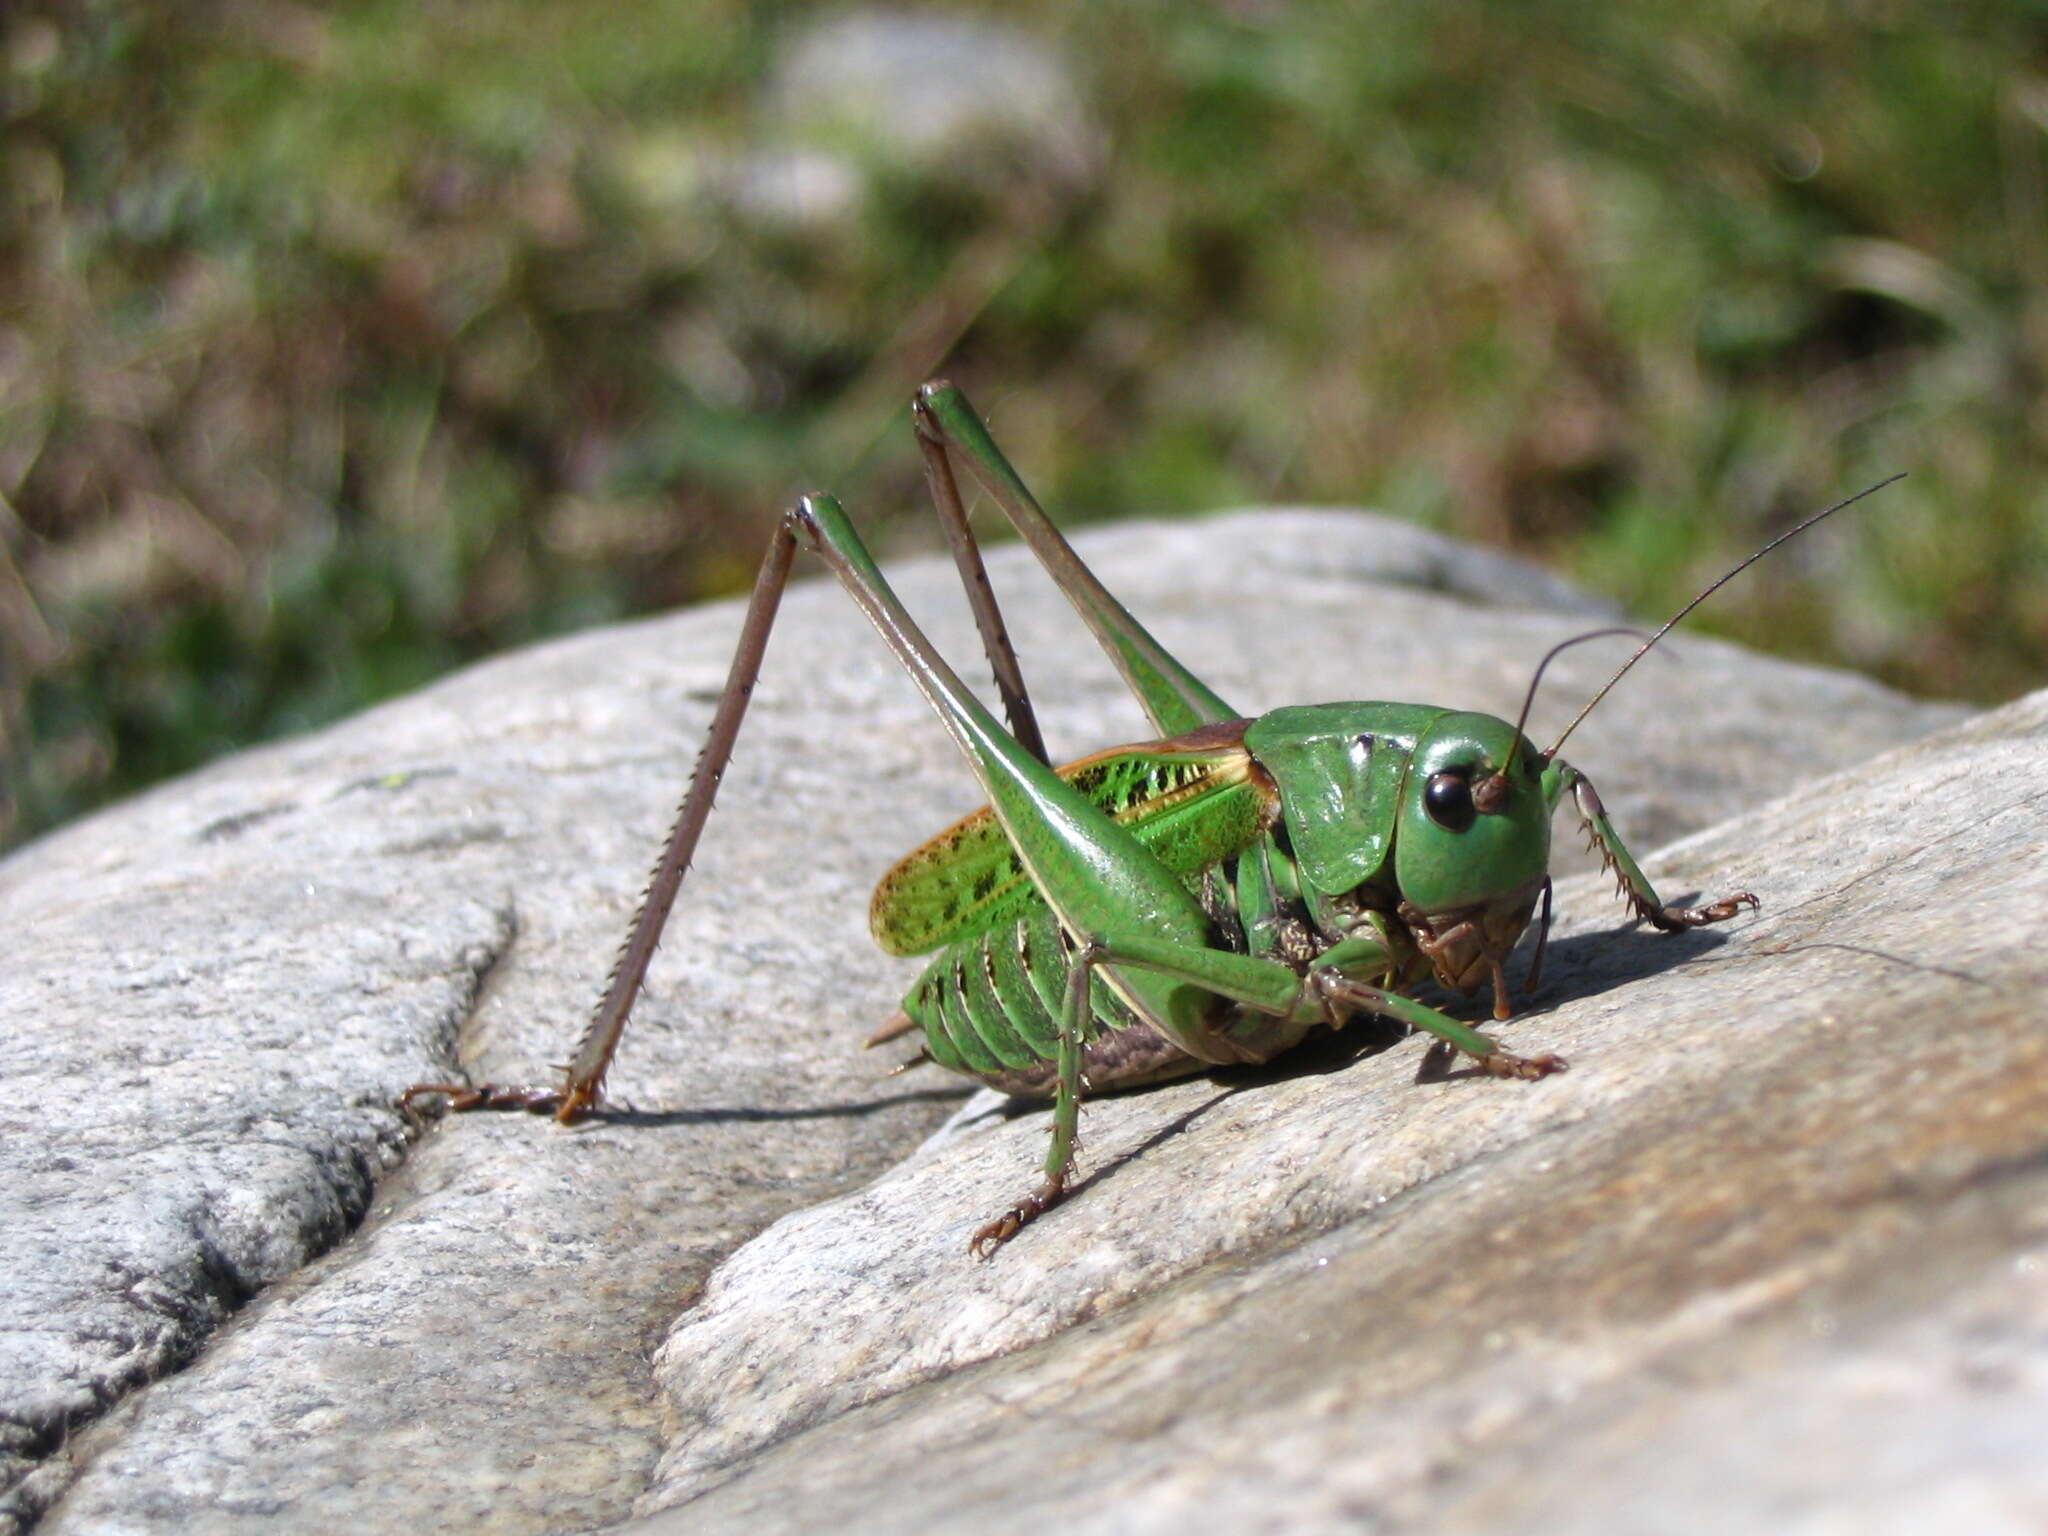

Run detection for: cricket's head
[[1389, 712, 1549, 1004], [1394, 711, 1551, 921]]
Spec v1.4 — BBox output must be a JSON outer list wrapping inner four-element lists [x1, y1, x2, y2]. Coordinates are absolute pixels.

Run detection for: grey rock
[[716, 147, 869, 235], [766, 10, 1100, 189], [0, 509, 1974, 1533], [611, 14, 1097, 275]]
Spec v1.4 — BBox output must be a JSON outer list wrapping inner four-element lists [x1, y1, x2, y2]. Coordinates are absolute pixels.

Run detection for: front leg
[[1311, 970, 1567, 1081], [1307, 932, 1565, 1078], [1553, 761, 1760, 931]]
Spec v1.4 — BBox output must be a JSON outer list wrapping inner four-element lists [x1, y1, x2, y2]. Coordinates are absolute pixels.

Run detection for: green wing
[[869, 722, 1276, 957]]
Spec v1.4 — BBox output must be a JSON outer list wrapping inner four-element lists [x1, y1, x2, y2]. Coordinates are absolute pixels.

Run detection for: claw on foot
[[969, 1176, 1067, 1259], [1477, 1050, 1568, 1080], [1653, 891, 1759, 930], [399, 1081, 578, 1118]]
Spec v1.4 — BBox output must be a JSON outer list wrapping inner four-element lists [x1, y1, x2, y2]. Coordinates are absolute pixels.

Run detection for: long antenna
[[1543, 473, 1906, 761], [1507, 627, 1650, 754]]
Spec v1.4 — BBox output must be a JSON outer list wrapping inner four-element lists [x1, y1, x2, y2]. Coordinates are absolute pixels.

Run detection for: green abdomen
[[883, 734, 1279, 1080], [901, 903, 1144, 1077]]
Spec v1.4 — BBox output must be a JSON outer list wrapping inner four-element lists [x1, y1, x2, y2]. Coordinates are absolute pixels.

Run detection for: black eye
[[1424, 769, 1475, 831]]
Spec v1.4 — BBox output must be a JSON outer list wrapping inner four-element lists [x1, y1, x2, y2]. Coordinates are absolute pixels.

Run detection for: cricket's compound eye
[[1423, 769, 1476, 832]]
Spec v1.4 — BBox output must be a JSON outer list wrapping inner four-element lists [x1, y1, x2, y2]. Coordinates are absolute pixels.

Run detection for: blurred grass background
[[2, 1, 2044, 851]]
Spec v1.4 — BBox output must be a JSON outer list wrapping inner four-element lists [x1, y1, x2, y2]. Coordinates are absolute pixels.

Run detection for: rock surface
[[635, 695, 2048, 1535], [0, 510, 1992, 1533]]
